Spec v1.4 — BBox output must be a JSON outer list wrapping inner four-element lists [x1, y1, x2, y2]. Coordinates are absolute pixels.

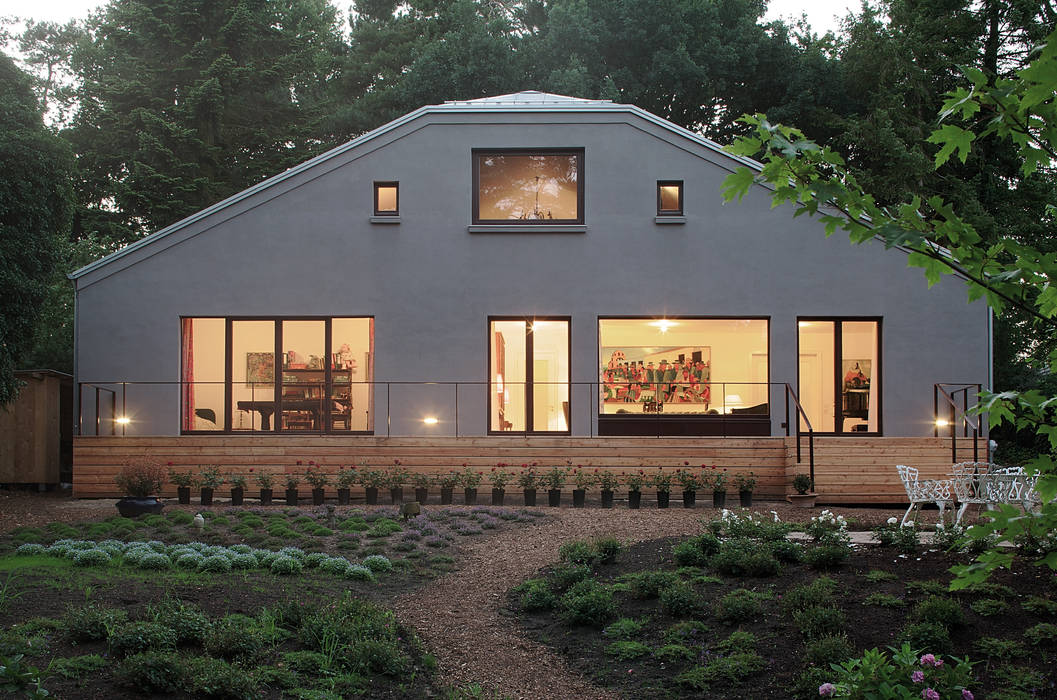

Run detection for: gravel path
[[391, 502, 908, 699]]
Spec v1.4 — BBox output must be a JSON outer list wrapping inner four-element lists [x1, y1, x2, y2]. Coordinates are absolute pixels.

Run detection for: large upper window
[[473, 149, 583, 224], [181, 317, 374, 433], [598, 318, 769, 417]]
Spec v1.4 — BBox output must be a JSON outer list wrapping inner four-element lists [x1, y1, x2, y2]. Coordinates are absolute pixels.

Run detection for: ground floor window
[[598, 317, 770, 419], [490, 317, 570, 433], [797, 318, 881, 434], [181, 317, 374, 433]]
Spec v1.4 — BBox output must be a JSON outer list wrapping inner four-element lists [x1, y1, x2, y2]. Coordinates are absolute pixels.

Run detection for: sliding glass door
[[797, 318, 881, 434]]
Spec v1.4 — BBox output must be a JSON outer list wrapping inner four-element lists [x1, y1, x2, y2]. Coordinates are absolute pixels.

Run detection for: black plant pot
[[572, 489, 586, 508], [177, 487, 190, 505], [230, 487, 244, 506], [713, 491, 727, 508], [682, 490, 696, 508], [548, 489, 561, 507], [312, 488, 325, 505], [285, 488, 298, 506], [739, 490, 753, 508], [464, 488, 477, 505], [523, 488, 537, 507], [491, 488, 505, 506], [440, 487, 453, 505], [414, 487, 429, 504], [337, 488, 350, 505], [390, 487, 403, 504], [259, 488, 272, 505], [628, 491, 641, 509], [600, 489, 614, 508], [657, 491, 670, 508], [115, 496, 164, 518], [365, 487, 378, 505], [200, 487, 214, 506]]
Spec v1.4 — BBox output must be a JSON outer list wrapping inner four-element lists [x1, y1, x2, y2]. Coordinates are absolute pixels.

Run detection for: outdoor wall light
[[423, 416, 439, 425], [934, 418, 950, 428], [115, 416, 131, 425]]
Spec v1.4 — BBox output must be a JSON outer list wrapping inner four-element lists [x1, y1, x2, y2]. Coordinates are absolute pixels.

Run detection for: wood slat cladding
[[73, 436, 979, 502]]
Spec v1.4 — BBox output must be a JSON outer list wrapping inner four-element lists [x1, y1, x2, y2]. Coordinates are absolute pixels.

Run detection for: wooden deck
[[73, 435, 978, 503]]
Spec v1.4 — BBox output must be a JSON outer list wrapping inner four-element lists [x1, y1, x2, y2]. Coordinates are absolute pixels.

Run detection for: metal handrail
[[784, 384, 815, 483], [934, 383, 982, 463]]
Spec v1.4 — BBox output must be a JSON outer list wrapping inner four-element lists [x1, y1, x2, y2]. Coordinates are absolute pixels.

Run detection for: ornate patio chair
[[950, 461, 992, 525], [896, 464, 954, 527]]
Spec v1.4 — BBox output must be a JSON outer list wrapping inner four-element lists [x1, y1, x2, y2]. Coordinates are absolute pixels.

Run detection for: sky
[[1, 0, 861, 34]]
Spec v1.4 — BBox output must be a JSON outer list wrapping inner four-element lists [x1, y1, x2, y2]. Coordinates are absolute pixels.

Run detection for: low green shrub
[[345, 565, 376, 582], [714, 589, 766, 623], [558, 540, 595, 565], [362, 555, 393, 573], [912, 596, 966, 629], [658, 581, 705, 618], [973, 636, 1027, 659], [709, 538, 758, 576], [14, 544, 46, 556], [366, 518, 403, 538], [672, 534, 720, 567], [515, 579, 556, 612], [50, 653, 107, 679], [318, 557, 352, 576], [603, 617, 645, 640], [203, 617, 266, 660], [654, 643, 694, 662], [1024, 622, 1057, 646], [593, 537, 622, 564], [664, 620, 709, 645], [559, 579, 617, 627], [114, 651, 183, 692], [769, 539, 803, 563], [714, 630, 757, 654], [863, 569, 897, 583], [677, 652, 765, 688], [970, 598, 1009, 617], [803, 634, 855, 667], [198, 555, 232, 573], [624, 570, 679, 599], [863, 593, 906, 608], [782, 577, 837, 614], [1022, 596, 1057, 616], [270, 555, 303, 575], [547, 563, 593, 593], [108, 621, 177, 657], [905, 580, 948, 596], [73, 549, 112, 567], [65, 606, 128, 642], [149, 599, 210, 645], [137, 552, 172, 570], [183, 655, 260, 699], [803, 543, 850, 570], [605, 640, 652, 660], [793, 606, 847, 640], [900, 621, 952, 654]]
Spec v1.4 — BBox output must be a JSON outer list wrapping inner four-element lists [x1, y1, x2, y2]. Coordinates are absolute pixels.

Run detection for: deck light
[[934, 418, 950, 428], [115, 416, 131, 425], [423, 417, 439, 425]]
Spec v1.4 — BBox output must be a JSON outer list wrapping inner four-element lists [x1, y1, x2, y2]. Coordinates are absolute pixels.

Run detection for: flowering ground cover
[[0, 505, 544, 698], [510, 512, 1057, 699]]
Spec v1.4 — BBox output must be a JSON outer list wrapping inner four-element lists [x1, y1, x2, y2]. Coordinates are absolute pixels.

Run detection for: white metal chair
[[950, 461, 992, 525], [896, 464, 954, 526]]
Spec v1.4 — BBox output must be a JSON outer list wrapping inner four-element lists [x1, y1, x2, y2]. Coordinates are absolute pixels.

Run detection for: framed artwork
[[246, 352, 275, 385], [842, 360, 871, 390], [600, 346, 712, 406]]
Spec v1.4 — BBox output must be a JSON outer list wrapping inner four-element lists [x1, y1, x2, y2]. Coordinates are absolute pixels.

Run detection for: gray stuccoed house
[[70, 92, 988, 502]]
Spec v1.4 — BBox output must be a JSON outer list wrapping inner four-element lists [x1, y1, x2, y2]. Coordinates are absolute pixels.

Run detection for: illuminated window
[[490, 317, 570, 433], [797, 318, 881, 434], [657, 181, 683, 215], [474, 150, 583, 224], [374, 182, 399, 216]]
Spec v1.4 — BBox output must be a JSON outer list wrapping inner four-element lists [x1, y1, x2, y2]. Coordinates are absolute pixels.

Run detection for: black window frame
[[472, 148, 585, 225], [373, 181, 399, 216], [487, 315, 572, 435], [656, 180, 683, 216]]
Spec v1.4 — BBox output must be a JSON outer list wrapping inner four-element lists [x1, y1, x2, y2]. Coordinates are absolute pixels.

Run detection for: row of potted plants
[[160, 461, 764, 509]]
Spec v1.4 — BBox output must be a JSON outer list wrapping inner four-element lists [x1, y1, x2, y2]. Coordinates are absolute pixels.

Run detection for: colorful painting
[[600, 346, 711, 405], [842, 359, 871, 390], [246, 352, 275, 384]]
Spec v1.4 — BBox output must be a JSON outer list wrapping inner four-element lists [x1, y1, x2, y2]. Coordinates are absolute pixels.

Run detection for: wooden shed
[[0, 370, 73, 486]]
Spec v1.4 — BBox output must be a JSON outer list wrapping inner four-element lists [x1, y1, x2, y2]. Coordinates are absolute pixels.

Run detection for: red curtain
[[181, 318, 194, 430]]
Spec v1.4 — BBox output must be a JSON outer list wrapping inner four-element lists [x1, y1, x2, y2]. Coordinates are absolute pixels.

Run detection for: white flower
[[935, 523, 945, 530], [887, 517, 897, 525], [770, 510, 780, 522], [902, 520, 915, 528]]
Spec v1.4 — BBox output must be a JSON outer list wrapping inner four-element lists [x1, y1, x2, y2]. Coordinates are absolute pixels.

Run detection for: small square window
[[374, 182, 399, 216], [657, 181, 683, 216]]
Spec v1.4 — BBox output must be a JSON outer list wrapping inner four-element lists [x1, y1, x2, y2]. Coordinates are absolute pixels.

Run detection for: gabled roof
[[70, 91, 760, 281]]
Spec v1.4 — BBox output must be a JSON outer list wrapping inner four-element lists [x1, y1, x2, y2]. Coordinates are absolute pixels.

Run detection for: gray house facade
[[71, 92, 989, 441]]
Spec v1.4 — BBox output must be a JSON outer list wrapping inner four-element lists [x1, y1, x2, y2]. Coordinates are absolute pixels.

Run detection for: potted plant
[[790, 473, 817, 508], [518, 464, 538, 506], [411, 471, 432, 504], [596, 469, 619, 509], [114, 458, 166, 517], [305, 463, 329, 505], [285, 464, 302, 506], [459, 466, 482, 505], [387, 461, 409, 504], [168, 463, 195, 505], [228, 473, 247, 506], [708, 466, 728, 508], [438, 471, 459, 504], [490, 465, 511, 505], [359, 465, 386, 505], [252, 468, 273, 505], [651, 469, 673, 508], [199, 465, 224, 506], [676, 463, 702, 508], [571, 467, 594, 508], [336, 465, 357, 505], [623, 470, 646, 509], [543, 466, 568, 507], [736, 470, 757, 507]]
